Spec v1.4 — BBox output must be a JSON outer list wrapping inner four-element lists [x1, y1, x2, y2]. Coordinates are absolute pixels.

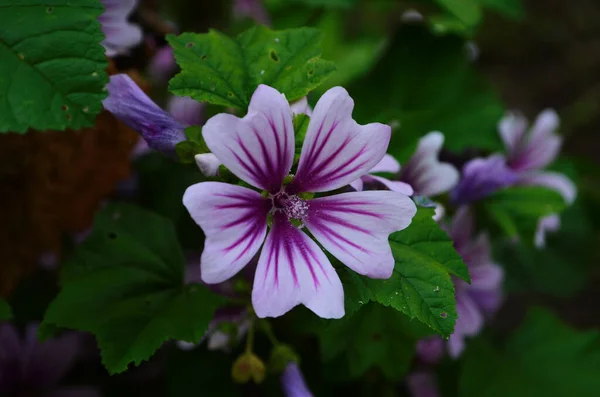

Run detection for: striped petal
[[498, 111, 528, 155], [289, 87, 391, 193], [517, 171, 576, 205], [202, 85, 294, 192], [183, 182, 270, 283], [252, 213, 344, 319], [304, 191, 417, 278], [362, 175, 414, 195]]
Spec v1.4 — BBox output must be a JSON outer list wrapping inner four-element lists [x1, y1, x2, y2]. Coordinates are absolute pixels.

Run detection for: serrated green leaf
[[460, 308, 600, 397], [168, 26, 336, 109], [341, 207, 469, 338], [483, 186, 567, 240], [318, 303, 421, 380], [0, 298, 11, 320], [293, 113, 310, 153], [0, 0, 109, 133], [41, 203, 225, 374]]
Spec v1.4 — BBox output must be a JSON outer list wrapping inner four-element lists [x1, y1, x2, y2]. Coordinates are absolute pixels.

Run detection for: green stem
[[245, 318, 255, 354], [259, 319, 279, 346]]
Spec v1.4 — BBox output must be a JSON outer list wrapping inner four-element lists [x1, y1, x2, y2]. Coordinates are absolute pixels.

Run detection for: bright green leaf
[[168, 26, 336, 109], [0, 298, 11, 321], [318, 303, 423, 380], [340, 207, 469, 338], [460, 308, 600, 397], [41, 203, 225, 374], [0, 0, 108, 133]]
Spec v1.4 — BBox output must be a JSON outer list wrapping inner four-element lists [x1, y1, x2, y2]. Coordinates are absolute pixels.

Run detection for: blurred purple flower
[[281, 362, 314, 397], [103, 74, 186, 154], [406, 371, 441, 397], [451, 154, 519, 205], [498, 110, 576, 247], [166, 96, 205, 127], [99, 0, 142, 57], [0, 323, 100, 397], [415, 337, 444, 365], [350, 154, 414, 195], [233, 0, 271, 26]]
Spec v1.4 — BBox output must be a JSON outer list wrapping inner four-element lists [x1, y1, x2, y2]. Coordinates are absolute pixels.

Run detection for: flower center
[[270, 192, 309, 222]]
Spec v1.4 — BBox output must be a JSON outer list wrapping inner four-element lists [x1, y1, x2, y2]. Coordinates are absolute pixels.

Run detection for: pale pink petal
[[290, 87, 391, 193], [194, 153, 221, 177], [448, 294, 483, 358], [290, 96, 312, 116], [167, 96, 204, 126], [202, 85, 294, 192], [400, 132, 459, 196], [535, 214, 561, 248], [304, 191, 417, 278], [252, 213, 344, 319], [498, 111, 527, 155], [350, 178, 364, 192], [449, 205, 475, 249], [470, 263, 503, 291], [363, 175, 414, 195], [529, 109, 559, 143], [433, 202, 445, 222], [370, 154, 401, 174], [517, 171, 576, 205], [183, 182, 270, 283]]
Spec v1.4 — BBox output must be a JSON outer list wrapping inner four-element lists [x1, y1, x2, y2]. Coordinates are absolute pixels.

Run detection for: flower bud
[[269, 344, 299, 374], [232, 353, 266, 384]]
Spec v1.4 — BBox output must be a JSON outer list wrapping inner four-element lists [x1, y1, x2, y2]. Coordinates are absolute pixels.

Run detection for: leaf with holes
[[41, 203, 225, 374], [0, 0, 108, 133], [167, 25, 336, 109], [0, 298, 11, 321], [341, 207, 469, 338]]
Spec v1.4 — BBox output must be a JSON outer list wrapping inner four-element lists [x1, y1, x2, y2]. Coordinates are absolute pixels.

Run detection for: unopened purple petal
[[252, 212, 344, 319], [167, 96, 205, 126], [183, 182, 270, 284], [400, 132, 459, 196], [304, 191, 416, 279], [194, 153, 221, 177], [202, 85, 295, 192], [451, 155, 519, 204], [290, 87, 391, 193], [103, 74, 186, 154], [281, 362, 314, 397]]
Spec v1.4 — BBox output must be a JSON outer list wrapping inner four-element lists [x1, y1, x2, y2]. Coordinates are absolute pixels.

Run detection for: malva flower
[[498, 109, 577, 247], [417, 206, 504, 359], [183, 85, 417, 318], [99, 0, 142, 57], [281, 362, 314, 397], [0, 323, 99, 397]]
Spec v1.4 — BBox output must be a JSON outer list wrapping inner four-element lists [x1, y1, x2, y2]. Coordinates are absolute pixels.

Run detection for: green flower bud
[[232, 353, 266, 384]]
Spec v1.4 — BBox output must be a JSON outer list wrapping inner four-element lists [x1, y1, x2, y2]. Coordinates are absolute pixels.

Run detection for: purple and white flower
[[0, 323, 100, 397], [99, 0, 142, 57], [351, 132, 459, 197], [417, 206, 504, 359], [103, 74, 187, 154], [498, 109, 577, 246], [183, 85, 417, 318], [281, 362, 314, 397]]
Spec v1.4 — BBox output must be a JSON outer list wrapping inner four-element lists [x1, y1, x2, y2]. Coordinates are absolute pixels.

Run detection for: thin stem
[[245, 318, 255, 354], [259, 319, 279, 346]]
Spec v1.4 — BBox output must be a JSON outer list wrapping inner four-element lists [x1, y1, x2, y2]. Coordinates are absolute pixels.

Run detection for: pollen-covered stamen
[[270, 192, 309, 222]]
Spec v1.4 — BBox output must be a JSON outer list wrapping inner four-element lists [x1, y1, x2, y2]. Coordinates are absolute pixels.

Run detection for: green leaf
[[483, 186, 567, 240], [168, 26, 336, 110], [460, 308, 600, 397], [174, 126, 209, 164], [478, 0, 525, 19], [435, 0, 483, 27], [41, 203, 225, 374], [281, 0, 358, 8], [318, 303, 423, 380], [0, 298, 11, 321], [341, 207, 469, 338], [293, 113, 310, 153], [0, 0, 108, 133], [348, 25, 504, 160]]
